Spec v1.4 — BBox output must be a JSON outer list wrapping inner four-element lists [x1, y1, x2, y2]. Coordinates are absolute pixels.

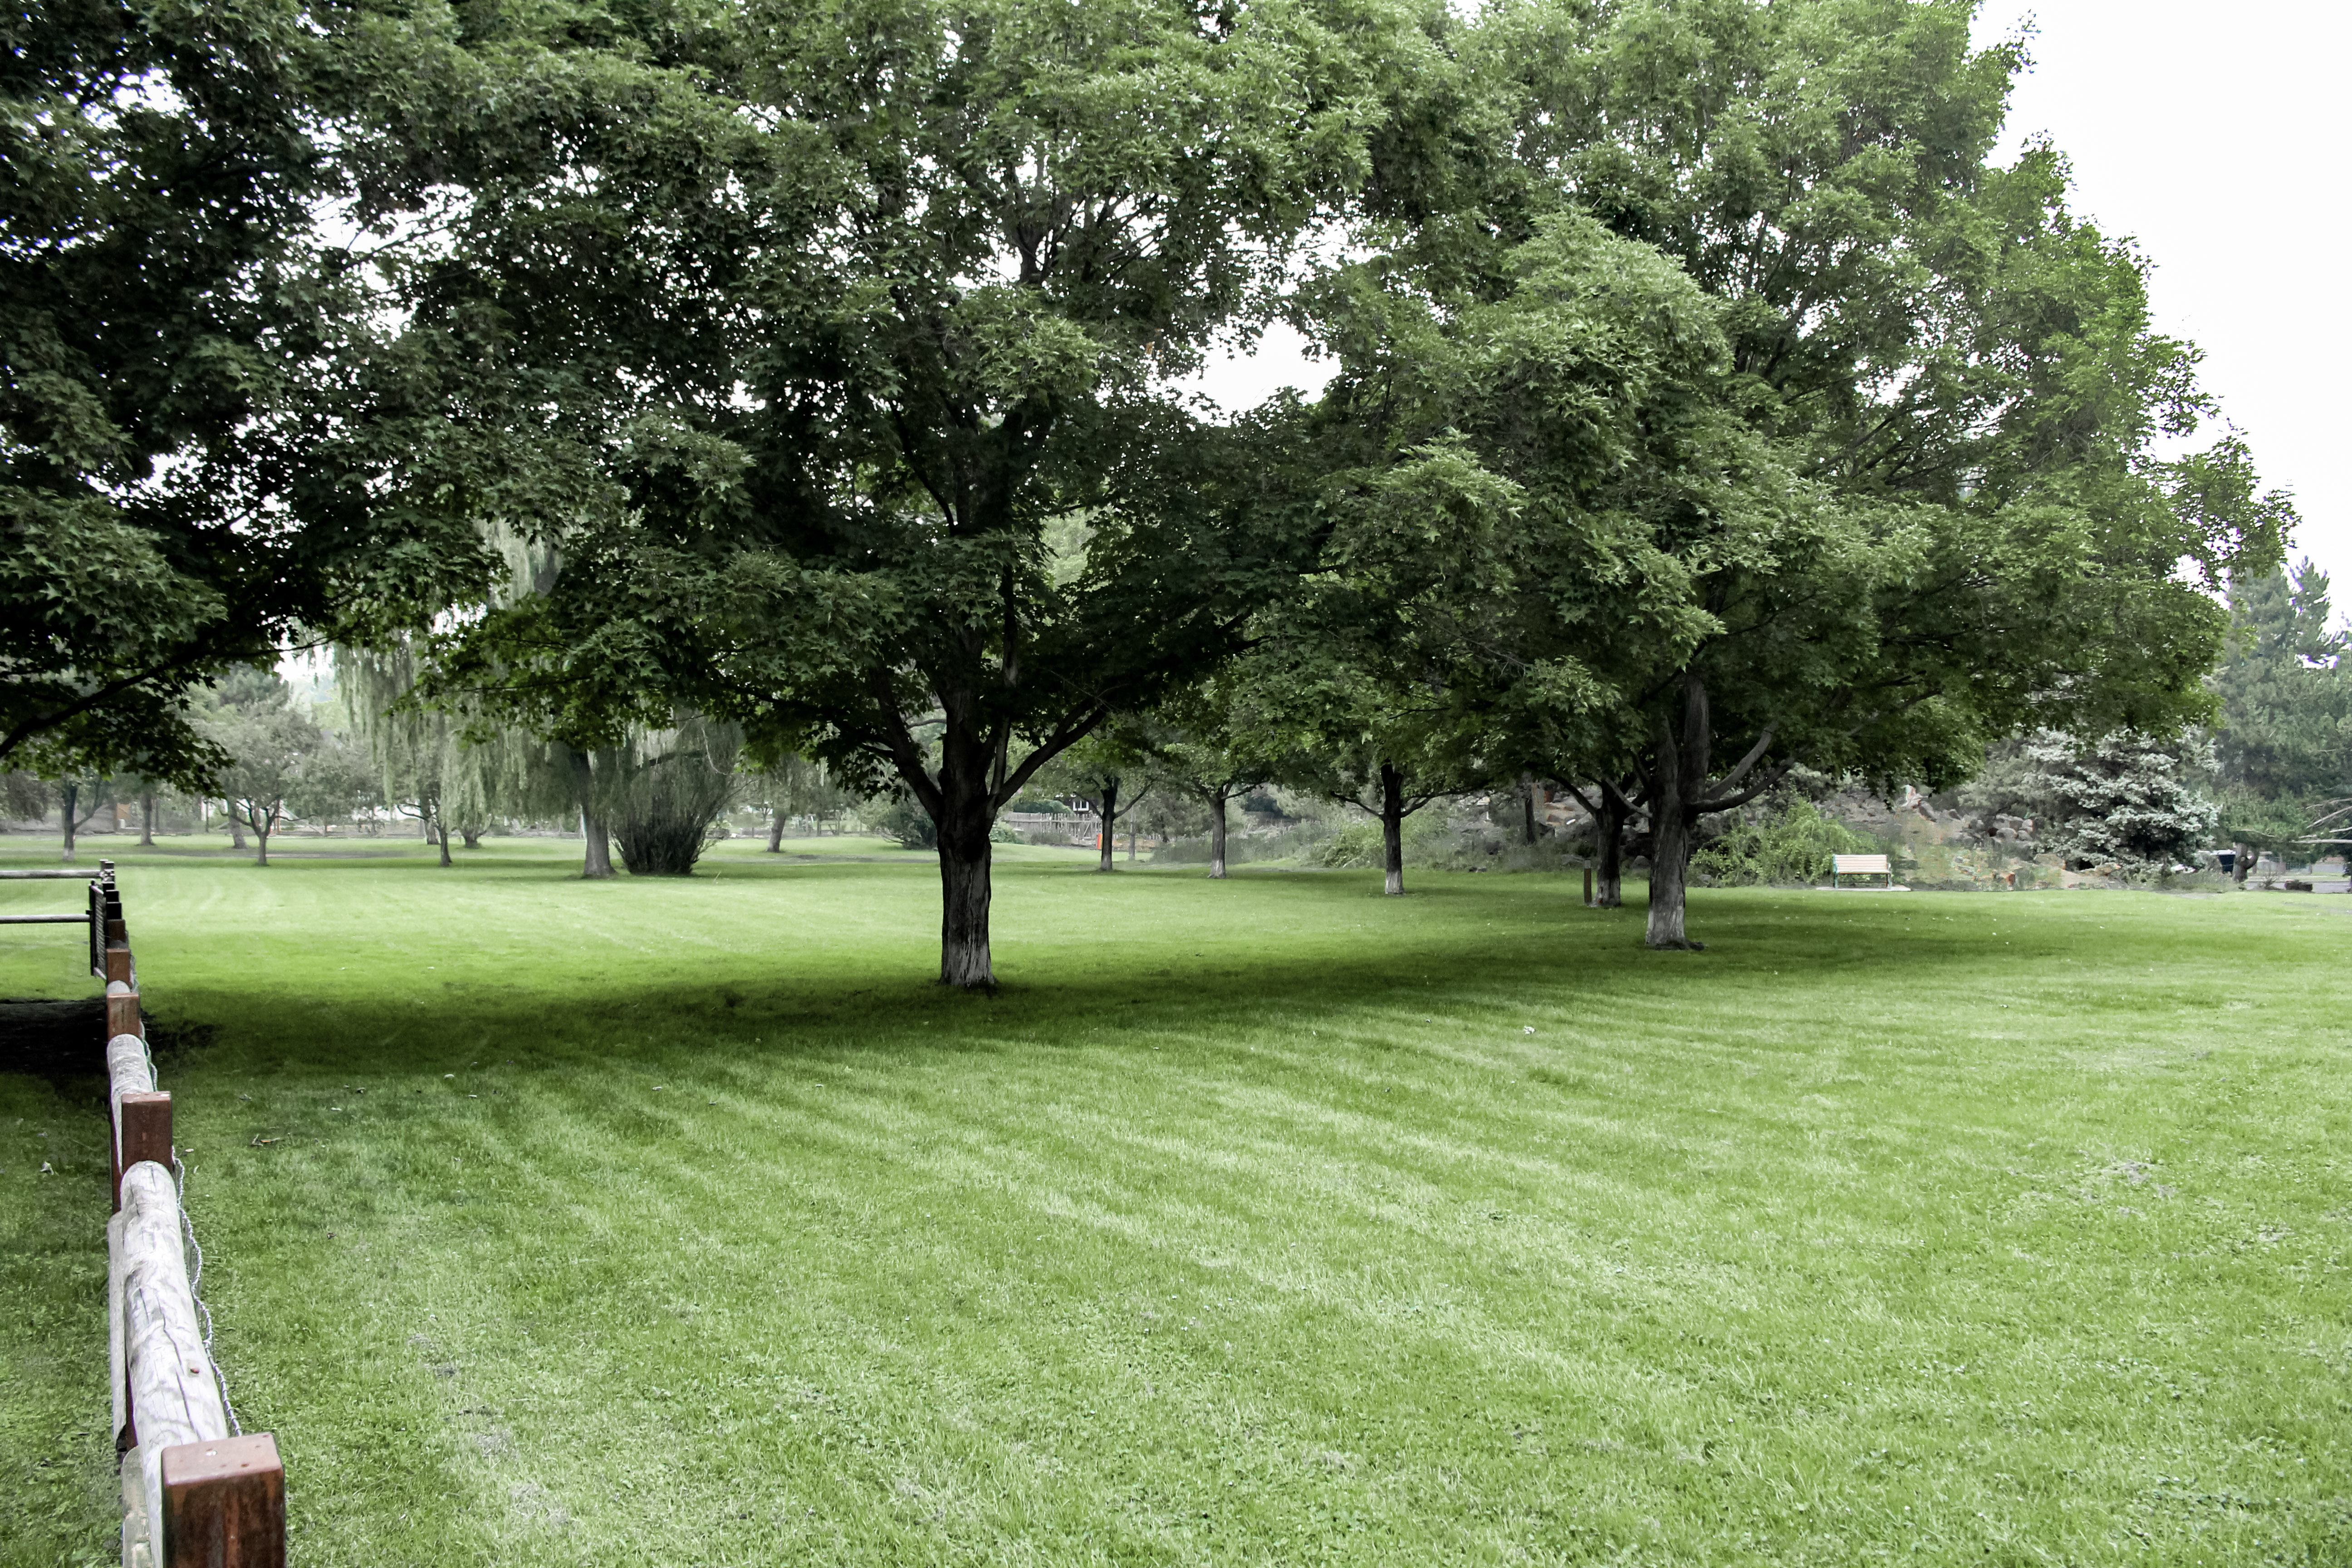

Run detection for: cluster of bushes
[[1690, 801, 1891, 887]]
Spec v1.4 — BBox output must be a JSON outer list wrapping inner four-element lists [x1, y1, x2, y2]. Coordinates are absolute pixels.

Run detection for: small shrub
[[1692, 801, 1883, 887], [1315, 818, 1387, 868], [862, 794, 938, 850]]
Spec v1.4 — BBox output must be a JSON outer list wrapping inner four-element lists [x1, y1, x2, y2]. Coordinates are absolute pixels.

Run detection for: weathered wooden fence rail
[[47, 865, 289, 1568]]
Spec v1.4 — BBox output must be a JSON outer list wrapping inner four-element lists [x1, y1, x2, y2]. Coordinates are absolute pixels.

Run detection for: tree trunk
[[2232, 844, 2251, 887], [1208, 790, 1229, 879], [1522, 775, 1539, 845], [1095, 779, 1119, 873], [766, 814, 785, 852], [139, 790, 156, 846], [1380, 761, 1406, 897], [228, 805, 245, 850], [460, 827, 482, 849], [1644, 679, 1707, 951], [931, 752, 1000, 988], [1593, 785, 1627, 908], [1644, 750, 1690, 947], [938, 838, 994, 988], [564, 746, 614, 879], [1126, 825, 1136, 862], [59, 782, 77, 862], [253, 819, 270, 867], [581, 809, 613, 878], [436, 819, 452, 867]]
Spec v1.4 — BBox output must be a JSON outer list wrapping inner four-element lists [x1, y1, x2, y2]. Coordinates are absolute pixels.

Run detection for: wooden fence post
[[161, 1436, 285, 1568], [107, 980, 140, 1039], [114, 1093, 171, 1211], [109, 1033, 161, 1212]]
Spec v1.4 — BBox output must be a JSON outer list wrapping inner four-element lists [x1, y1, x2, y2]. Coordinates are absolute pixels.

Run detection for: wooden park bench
[[1829, 853, 1897, 890]]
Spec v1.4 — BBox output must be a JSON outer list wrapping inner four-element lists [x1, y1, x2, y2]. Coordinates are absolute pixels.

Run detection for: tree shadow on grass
[[127, 884, 2073, 1085]]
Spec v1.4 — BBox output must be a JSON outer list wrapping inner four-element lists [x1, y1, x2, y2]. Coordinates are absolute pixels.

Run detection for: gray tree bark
[[1380, 761, 1406, 897], [937, 842, 993, 986], [1644, 730, 1693, 946], [1643, 678, 1710, 950], [564, 746, 614, 878]]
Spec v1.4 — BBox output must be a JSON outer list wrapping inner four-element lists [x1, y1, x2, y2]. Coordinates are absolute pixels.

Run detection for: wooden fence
[[29, 863, 289, 1567], [1000, 810, 1100, 845]]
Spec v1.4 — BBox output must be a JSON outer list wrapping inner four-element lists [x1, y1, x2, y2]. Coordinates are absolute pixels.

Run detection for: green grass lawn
[[2, 836, 2347, 1566]]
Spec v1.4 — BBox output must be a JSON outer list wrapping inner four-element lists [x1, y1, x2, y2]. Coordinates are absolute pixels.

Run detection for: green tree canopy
[[1280, 0, 2288, 947], [1, 0, 491, 786], [331, 0, 1455, 984]]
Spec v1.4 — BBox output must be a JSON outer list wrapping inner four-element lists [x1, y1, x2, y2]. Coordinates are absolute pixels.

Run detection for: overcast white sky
[[1978, 0, 2351, 603], [1195, 1, 2348, 607]]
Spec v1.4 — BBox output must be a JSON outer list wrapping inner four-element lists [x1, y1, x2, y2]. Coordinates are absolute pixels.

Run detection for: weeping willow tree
[[337, 642, 565, 863], [442, 721, 566, 848], [600, 716, 741, 876], [340, 642, 455, 860]]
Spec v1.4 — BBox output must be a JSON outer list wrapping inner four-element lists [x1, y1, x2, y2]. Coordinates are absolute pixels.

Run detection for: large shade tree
[[1226, 435, 1547, 900], [336, 0, 1455, 985], [1397, 0, 2292, 948], [1232, 0, 2288, 948], [1243, 211, 1770, 904]]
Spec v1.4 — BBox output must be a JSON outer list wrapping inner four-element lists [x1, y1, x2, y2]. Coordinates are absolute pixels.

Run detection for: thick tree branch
[[1695, 725, 1778, 807]]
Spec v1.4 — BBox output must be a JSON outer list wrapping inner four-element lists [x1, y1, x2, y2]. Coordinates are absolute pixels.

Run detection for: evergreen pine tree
[[2213, 562, 2352, 800]]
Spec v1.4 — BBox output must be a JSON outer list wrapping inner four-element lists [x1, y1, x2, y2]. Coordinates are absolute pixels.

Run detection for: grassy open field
[[2, 836, 2347, 1566]]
